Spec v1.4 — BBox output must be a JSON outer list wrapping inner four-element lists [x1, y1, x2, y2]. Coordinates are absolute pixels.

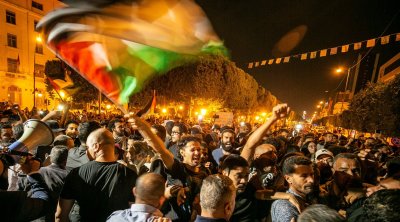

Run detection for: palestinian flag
[[37, 0, 228, 111]]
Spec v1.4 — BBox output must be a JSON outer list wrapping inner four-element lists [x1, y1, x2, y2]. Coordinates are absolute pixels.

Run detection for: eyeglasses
[[172, 131, 181, 135]]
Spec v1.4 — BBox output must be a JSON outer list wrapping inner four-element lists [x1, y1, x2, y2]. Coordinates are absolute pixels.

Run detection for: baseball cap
[[315, 149, 334, 160]]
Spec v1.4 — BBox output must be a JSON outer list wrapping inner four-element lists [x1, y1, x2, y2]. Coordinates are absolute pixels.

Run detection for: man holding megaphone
[[0, 119, 55, 221]]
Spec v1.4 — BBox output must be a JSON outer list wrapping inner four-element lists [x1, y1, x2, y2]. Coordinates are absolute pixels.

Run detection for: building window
[[34, 64, 45, 78], [34, 20, 38, 31], [7, 58, 18, 73], [32, 1, 43, 10], [7, 34, 17, 48], [36, 44, 43, 54], [8, 86, 22, 105], [6, 11, 16, 24]]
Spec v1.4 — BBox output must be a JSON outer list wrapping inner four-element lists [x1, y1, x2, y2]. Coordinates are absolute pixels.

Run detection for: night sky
[[197, 0, 400, 114]]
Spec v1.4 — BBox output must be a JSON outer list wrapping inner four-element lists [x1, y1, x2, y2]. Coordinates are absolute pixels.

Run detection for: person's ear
[[132, 187, 137, 196], [224, 201, 233, 218], [179, 149, 185, 158], [284, 174, 292, 184], [93, 143, 100, 152]]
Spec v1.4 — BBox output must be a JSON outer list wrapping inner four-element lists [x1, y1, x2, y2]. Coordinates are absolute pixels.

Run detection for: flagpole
[[98, 89, 102, 115]]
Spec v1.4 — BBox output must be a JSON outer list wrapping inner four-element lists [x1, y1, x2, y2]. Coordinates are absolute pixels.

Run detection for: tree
[[338, 74, 400, 136], [130, 55, 277, 111]]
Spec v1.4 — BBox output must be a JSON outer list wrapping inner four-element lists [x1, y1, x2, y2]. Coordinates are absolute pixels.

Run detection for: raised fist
[[272, 104, 290, 120]]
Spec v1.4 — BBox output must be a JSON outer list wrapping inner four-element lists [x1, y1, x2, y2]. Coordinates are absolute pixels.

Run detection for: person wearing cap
[[211, 126, 238, 165], [315, 149, 334, 166]]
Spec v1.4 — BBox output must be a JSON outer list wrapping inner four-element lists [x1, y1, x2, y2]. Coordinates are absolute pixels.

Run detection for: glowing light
[[195, 112, 199, 115], [295, 124, 303, 130], [38, 93, 43, 97], [179, 105, 184, 110], [201, 109, 207, 115], [106, 104, 111, 110], [129, 112, 134, 115], [39, 110, 44, 115], [57, 104, 64, 111], [336, 68, 343, 73], [198, 115, 203, 121], [319, 101, 324, 104], [255, 116, 260, 120], [240, 122, 245, 126], [317, 105, 321, 108], [261, 112, 267, 117], [162, 108, 167, 114], [59, 91, 66, 98], [36, 35, 42, 43]]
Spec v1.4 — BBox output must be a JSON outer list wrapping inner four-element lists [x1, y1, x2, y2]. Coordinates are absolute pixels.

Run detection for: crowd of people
[[0, 101, 399, 222]]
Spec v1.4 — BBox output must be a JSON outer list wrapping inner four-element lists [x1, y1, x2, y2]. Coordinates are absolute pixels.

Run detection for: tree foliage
[[337, 75, 400, 136], [130, 55, 279, 111]]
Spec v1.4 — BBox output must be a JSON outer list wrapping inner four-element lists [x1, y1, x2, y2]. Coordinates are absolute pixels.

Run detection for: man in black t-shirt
[[56, 128, 137, 222]]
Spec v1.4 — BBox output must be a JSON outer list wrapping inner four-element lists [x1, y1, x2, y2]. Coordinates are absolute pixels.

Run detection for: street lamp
[[336, 67, 351, 92], [33, 34, 42, 108]]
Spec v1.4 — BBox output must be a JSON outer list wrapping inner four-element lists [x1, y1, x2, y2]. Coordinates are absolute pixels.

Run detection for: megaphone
[[4, 119, 54, 165]]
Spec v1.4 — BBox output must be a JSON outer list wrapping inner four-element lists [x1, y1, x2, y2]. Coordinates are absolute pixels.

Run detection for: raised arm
[[241, 104, 290, 165], [131, 116, 175, 170]]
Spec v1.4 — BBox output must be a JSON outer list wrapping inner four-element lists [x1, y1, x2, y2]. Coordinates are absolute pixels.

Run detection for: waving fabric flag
[[37, 0, 227, 110]]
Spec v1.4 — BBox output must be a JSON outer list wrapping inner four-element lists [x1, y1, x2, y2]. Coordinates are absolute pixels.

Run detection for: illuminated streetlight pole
[[336, 67, 352, 113]]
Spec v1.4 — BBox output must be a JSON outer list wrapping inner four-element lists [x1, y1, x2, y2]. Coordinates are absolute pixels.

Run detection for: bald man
[[107, 173, 171, 221], [56, 128, 138, 222]]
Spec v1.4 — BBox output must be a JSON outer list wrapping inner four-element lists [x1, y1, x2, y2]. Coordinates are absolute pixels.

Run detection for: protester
[[298, 204, 345, 222], [56, 128, 138, 221], [107, 173, 170, 222], [0, 101, 398, 222], [195, 174, 236, 222], [271, 156, 314, 222]]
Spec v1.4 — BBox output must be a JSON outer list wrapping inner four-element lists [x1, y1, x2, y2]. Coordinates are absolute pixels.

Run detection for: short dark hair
[[386, 157, 400, 177], [107, 118, 123, 131], [151, 124, 166, 141], [50, 145, 69, 165], [165, 120, 174, 135], [220, 154, 249, 172], [64, 119, 79, 128], [363, 189, 400, 222], [173, 123, 188, 134], [78, 121, 101, 143], [177, 136, 201, 149], [282, 156, 312, 175], [298, 204, 345, 222], [264, 137, 281, 150], [333, 153, 359, 166]]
